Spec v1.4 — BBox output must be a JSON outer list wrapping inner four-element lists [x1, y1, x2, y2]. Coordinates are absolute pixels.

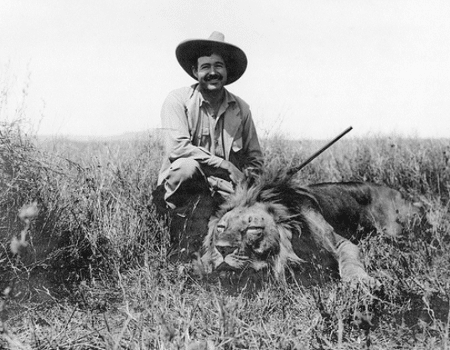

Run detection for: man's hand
[[220, 160, 245, 185], [207, 176, 234, 196]]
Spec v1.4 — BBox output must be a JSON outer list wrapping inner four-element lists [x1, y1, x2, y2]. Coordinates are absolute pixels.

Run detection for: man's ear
[[192, 66, 199, 79]]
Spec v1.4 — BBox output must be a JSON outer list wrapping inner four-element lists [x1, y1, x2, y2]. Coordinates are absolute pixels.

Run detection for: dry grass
[[1, 118, 450, 349]]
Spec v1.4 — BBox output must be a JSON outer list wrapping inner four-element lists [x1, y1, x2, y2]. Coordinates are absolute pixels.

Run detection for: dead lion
[[200, 171, 423, 284]]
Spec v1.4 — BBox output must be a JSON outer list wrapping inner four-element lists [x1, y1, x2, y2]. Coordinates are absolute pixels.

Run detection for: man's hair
[[192, 49, 228, 70]]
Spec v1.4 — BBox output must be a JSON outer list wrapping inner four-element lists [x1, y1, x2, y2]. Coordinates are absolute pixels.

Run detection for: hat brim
[[176, 39, 247, 85]]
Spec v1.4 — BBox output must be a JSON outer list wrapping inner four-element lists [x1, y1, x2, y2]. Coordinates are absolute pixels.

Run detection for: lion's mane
[[203, 170, 326, 279]]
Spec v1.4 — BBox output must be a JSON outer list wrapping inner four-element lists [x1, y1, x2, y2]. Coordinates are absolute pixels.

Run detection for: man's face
[[193, 53, 228, 93]]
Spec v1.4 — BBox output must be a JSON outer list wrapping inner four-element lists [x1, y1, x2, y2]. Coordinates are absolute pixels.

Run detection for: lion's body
[[306, 182, 416, 240], [201, 173, 422, 283]]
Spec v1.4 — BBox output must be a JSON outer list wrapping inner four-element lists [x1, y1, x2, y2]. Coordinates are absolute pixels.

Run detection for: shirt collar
[[193, 84, 236, 109]]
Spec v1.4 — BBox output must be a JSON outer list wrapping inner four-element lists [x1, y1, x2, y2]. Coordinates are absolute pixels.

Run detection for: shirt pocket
[[232, 137, 243, 153]]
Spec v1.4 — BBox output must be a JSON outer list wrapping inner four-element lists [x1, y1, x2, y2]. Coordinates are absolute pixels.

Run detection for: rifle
[[287, 126, 353, 177]]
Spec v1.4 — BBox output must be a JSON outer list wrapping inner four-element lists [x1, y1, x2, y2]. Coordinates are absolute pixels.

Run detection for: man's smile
[[205, 73, 223, 82]]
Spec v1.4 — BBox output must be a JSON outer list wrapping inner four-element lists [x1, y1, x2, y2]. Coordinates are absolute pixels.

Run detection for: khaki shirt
[[158, 84, 263, 184]]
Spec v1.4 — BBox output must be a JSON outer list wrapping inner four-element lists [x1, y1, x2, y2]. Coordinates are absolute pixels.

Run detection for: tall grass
[[1, 121, 450, 349], [1, 126, 168, 292], [263, 135, 450, 201]]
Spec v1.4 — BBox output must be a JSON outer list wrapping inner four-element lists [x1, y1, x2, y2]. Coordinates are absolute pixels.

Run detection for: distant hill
[[37, 129, 160, 143]]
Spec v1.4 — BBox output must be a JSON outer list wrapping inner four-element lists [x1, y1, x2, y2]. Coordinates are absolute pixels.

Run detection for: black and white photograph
[[1, 1, 450, 349]]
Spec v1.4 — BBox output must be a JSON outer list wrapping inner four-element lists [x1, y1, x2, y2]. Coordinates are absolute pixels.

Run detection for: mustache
[[205, 73, 223, 81]]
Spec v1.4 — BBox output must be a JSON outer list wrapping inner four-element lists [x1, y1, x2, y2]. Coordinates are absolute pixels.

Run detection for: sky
[[1, 0, 449, 140]]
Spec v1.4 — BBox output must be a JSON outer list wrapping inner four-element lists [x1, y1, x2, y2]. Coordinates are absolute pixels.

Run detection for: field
[[1, 120, 450, 350]]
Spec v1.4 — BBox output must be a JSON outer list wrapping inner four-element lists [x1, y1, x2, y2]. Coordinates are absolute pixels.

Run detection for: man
[[154, 31, 263, 213]]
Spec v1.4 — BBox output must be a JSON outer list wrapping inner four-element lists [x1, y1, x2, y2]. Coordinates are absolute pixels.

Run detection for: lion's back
[[306, 182, 419, 240]]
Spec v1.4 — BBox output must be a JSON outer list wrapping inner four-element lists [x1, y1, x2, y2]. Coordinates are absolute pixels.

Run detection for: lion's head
[[201, 173, 314, 280]]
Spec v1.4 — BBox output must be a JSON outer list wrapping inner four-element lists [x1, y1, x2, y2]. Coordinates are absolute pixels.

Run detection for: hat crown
[[208, 31, 225, 42]]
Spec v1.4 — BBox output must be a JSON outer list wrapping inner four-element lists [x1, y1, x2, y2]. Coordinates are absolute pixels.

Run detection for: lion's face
[[201, 202, 303, 278]]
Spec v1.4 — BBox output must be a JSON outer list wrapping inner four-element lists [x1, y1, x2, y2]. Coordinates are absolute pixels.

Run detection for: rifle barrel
[[287, 126, 353, 176]]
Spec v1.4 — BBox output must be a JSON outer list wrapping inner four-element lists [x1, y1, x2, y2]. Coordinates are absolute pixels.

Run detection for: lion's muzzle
[[216, 244, 238, 258]]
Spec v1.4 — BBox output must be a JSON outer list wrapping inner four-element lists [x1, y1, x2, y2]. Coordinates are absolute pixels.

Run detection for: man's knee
[[166, 158, 202, 183], [162, 158, 209, 209]]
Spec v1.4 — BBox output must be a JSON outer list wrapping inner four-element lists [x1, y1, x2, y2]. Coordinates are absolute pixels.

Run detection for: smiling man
[[154, 32, 263, 212]]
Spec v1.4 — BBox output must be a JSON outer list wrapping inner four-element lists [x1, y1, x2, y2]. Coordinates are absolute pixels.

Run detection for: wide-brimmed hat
[[176, 31, 247, 85]]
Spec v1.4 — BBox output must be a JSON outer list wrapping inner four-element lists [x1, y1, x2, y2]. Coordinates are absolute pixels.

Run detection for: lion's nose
[[216, 245, 236, 257]]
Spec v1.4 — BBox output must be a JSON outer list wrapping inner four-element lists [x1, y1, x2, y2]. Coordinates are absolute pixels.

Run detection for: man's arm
[[241, 110, 264, 172], [220, 107, 263, 185], [161, 90, 223, 168]]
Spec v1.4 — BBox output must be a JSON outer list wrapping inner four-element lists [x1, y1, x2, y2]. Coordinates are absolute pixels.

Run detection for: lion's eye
[[247, 226, 264, 231], [216, 224, 225, 233]]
